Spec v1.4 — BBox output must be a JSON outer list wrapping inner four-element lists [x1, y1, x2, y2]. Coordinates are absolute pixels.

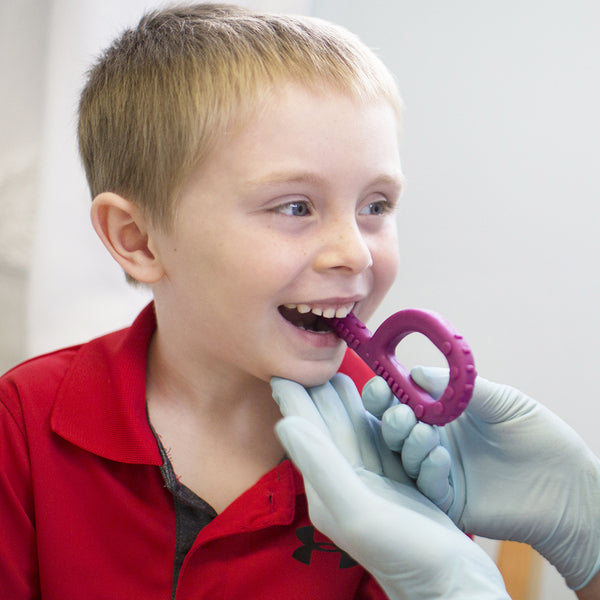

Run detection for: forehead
[[183, 82, 403, 196], [214, 72, 399, 133], [222, 81, 401, 157]]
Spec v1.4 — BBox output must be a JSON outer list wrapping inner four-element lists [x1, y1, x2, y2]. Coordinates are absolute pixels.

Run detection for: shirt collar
[[50, 302, 162, 465], [49, 301, 363, 471]]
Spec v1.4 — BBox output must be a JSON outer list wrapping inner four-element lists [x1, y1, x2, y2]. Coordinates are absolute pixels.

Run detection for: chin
[[272, 358, 343, 389]]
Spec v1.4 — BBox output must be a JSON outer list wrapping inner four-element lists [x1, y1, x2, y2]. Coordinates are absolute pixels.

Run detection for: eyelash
[[359, 199, 395, 216], [275, 200, 312, 217], [274, 198, 395, 218]]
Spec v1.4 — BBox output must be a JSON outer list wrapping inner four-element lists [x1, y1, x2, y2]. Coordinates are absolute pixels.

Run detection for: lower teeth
[[279, 305, 333, 333], [298, 325, 330, 334]]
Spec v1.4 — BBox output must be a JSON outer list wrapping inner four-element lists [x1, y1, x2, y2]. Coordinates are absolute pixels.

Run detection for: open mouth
[[278, 303, 354, 333]]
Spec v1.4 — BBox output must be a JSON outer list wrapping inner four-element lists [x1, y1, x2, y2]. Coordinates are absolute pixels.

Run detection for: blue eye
[[359, 200, 392, 216], [277, 200, 312, 217]]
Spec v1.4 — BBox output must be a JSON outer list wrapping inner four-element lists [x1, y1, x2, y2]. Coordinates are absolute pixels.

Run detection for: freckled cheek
[[374, 235, 400, 292], [373, 261, 398, 309], [357, 246, 399, 323]]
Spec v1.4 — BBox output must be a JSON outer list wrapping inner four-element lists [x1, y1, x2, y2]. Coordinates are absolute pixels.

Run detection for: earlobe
[[90, 192, 165, 283]]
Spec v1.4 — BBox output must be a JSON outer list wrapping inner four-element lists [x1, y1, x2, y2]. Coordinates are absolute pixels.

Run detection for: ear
[[90, 192, 165, 284]]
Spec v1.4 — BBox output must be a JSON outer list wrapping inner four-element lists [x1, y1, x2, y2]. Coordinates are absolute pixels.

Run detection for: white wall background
[[2, 1, 599, 598]]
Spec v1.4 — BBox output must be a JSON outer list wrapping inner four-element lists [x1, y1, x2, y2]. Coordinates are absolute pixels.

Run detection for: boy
[[0, 4, 508, 599]]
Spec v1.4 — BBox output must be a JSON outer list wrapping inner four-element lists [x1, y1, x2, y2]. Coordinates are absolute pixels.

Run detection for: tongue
[[278, 306, 334, 333]]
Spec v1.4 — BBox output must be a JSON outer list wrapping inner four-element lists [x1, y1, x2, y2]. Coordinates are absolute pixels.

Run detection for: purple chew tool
[[326, 310, 476, 425]]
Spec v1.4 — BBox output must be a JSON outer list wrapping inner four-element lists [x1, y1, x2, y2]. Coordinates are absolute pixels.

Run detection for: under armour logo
[[292, 526, 357, 569]]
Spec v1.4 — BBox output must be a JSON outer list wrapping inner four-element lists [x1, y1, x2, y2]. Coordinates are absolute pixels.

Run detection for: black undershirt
[[154, 434, 218, 599]]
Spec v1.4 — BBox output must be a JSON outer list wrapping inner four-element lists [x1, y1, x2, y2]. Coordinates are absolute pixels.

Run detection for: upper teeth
[[283, 303, 354, 319]]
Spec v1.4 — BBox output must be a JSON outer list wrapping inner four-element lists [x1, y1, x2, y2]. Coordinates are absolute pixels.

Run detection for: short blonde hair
[[78, 3, 402, 229]]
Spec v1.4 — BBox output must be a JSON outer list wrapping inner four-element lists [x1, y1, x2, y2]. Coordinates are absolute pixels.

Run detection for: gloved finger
[[275, 416, 367, 519], [362, 376, 397, 419], [400, 423, 440, 480], [330, 374, 383, 474], [271, 377, 329, 436], [372, 423, 414, 485], [436, 427, 467, 525], [416, 446, 453, 512], [409, 366, 448, 400], [307, 377, 364, 468], [381, 403, 417, 452]]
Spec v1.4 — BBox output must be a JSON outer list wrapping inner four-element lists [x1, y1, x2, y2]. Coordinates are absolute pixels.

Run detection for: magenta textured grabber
[[327, 310, 476, 425]]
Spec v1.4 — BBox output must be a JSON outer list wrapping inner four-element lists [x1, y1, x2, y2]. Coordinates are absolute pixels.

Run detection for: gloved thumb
[[275, 416, 363, 517], [410, 366, 448, 400], [410, 366, 533, 425]]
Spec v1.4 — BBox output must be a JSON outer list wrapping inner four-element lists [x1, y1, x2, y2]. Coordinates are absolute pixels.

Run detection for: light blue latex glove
[[363, 367, 600, 591], [271, 374, 510, 600]]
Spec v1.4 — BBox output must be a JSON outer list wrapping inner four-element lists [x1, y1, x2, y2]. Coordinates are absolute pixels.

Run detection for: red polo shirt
[[0, 303, 386, 599]]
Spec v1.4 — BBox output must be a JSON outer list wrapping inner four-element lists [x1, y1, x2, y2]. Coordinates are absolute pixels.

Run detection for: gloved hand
[[271, 374, 510, 600], [363, 367, 600, 591]]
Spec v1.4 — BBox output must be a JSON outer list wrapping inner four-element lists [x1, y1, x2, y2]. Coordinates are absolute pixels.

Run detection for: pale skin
[[91, 82, 403, 512]]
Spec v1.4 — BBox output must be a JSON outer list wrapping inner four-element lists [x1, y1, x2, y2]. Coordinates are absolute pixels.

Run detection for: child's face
[[152, 83, 402, 387]]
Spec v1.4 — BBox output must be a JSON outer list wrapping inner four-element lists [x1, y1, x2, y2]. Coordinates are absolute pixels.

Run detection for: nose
[[313, 218, 373, 274]]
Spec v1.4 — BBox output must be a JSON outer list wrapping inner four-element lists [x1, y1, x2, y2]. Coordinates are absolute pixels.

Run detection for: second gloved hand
[[363, 367, 600, 591]]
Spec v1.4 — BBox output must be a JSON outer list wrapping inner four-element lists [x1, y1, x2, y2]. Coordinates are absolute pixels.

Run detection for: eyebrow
[[245, 171, 327, 189], [245, 170, 405, 191]]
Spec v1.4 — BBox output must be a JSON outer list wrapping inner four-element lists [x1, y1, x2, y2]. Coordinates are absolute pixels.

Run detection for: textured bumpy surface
[[327, 310, 476, 425]]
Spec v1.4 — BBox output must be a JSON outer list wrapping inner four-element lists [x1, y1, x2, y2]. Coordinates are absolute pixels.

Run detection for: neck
[[146, 324, 278, 416], [145, 323, 286, 512]]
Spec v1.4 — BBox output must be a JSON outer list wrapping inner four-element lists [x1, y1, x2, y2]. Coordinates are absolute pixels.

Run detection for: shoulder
[[0, 323, 135, 431], [0, 304, 156, 422], [0, 303, 159, 466], [0, 345, 82, 431]]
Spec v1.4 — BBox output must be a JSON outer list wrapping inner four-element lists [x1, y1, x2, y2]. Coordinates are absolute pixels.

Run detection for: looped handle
[[327, 309, 476, 425]]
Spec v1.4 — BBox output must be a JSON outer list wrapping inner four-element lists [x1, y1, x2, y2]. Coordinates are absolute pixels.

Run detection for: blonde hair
[[78, 3, 402, 230]]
